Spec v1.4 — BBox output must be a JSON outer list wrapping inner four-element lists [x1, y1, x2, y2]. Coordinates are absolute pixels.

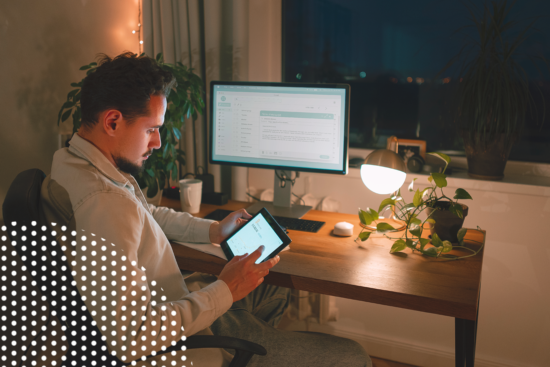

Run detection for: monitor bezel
[[209, 80, 350, 175]]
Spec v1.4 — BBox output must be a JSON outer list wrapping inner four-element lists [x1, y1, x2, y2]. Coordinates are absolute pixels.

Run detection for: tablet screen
[[226, 212, 284, 264]]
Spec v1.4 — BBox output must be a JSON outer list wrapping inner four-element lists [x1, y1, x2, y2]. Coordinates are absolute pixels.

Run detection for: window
[[282, 0, 550, 163]]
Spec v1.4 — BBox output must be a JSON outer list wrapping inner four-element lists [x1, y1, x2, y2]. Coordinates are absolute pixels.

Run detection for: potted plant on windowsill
[[57, 53, 204, 204], [357, 153, 483, 260], [440, 0, 550, 180]]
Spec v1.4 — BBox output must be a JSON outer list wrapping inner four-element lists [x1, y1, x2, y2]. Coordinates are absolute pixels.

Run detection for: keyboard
[[203, 209, 325, 233]]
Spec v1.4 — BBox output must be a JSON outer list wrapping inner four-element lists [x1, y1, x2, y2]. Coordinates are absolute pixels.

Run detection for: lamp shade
[[361, 149, 406, 194]]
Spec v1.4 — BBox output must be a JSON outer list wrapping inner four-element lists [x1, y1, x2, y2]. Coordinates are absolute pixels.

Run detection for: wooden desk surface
[[164, 198, 485, 321]]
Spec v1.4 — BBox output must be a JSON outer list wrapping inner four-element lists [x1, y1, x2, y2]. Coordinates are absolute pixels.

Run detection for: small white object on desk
[[333, 222, 354, 237]]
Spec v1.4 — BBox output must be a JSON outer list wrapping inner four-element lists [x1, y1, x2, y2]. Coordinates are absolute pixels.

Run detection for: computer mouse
[[333, 221, 354, 236]]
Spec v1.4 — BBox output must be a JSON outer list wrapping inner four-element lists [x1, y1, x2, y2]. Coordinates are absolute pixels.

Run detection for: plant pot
[[426, 202, 469, 243], [141, 188, 163, 206], [462, 132, 515, 181]]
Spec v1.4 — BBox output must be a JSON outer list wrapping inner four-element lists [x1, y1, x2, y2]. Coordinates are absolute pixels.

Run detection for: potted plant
[[57, 53, 205, 203], [357, 153, 483, 259], [440, 0, 549, 180]]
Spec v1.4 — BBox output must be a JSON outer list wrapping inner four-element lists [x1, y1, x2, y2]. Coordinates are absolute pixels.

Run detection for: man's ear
[[102, 110, 124, 137]]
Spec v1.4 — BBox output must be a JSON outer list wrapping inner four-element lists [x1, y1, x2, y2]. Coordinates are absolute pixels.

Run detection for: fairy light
[[134, 0, 142, 53]]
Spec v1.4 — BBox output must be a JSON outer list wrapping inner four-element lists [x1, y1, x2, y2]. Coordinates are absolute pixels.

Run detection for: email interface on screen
[[212, 84, 347, 172], [226, 213, 283, 264]]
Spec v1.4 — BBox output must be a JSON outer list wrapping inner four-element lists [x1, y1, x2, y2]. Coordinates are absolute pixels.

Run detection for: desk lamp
[[360, 149, 407, 231]]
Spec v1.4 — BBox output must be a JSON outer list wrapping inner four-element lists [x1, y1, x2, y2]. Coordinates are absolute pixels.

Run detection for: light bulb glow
[[361, 164, 406, 194]]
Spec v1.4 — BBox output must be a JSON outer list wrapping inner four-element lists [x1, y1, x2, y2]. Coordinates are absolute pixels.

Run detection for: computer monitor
[[210, 81, 350, 218]]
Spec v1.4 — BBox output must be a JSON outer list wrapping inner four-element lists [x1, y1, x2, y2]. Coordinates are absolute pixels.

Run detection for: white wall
[[0, 0, 139, 221], [246, 4, 550, 367]]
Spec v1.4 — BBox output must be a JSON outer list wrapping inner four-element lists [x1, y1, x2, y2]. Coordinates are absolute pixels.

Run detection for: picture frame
[[386, 136, 427, 166]]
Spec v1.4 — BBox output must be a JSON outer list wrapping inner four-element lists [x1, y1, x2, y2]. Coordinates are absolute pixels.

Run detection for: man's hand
[[218, 246, 280, 303], [209, 208, 252, 244]]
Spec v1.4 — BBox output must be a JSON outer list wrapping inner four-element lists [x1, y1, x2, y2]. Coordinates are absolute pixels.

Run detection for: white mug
[[179, 179, 202, 214]]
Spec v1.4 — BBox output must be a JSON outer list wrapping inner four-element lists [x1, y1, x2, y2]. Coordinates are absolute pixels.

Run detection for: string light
[[134, 0, 142, 53]]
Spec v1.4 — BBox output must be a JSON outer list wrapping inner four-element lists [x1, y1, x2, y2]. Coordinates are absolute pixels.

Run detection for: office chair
[[2, 169, 266, 367]]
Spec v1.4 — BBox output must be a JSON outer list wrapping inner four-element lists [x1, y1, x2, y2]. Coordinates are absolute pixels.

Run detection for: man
[[40, 52, 371, 366]]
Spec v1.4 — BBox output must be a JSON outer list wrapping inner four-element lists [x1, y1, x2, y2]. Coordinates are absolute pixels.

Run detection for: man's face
[[113, 95, 167, 176]]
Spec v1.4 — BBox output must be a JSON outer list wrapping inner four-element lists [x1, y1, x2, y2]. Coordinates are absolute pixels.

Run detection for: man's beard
[[113, 155, 145, 177]]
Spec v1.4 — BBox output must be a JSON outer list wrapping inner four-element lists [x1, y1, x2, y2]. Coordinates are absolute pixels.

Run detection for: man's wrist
[[209, 221, 220, 244]]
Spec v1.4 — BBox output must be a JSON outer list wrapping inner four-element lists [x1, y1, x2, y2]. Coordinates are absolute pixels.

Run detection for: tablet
[[220, 208, 292, 264]]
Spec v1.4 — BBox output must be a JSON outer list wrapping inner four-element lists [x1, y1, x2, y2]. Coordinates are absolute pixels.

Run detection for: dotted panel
[[0, 223, 189, 367]]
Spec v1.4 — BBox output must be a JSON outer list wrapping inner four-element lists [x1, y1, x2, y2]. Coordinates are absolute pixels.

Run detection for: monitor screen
[[210, 81, 350, 175]]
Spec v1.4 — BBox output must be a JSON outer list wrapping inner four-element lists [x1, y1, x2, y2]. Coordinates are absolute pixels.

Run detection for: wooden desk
[[164, 198, 485, 367]]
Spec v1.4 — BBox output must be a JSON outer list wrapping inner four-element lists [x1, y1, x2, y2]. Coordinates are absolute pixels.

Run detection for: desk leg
[[455, 318, 477, 366], [456, 289, 480, 366]]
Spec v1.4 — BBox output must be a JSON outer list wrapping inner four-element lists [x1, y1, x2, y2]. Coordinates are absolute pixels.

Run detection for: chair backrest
[[2, 169, 122, 366]]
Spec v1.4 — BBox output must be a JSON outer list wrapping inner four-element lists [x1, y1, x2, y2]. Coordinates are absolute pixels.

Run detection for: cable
[[275, 170, 297, 186], [182, 172, 195, 179], [246, 192, 261, 202], [292, 192, 305, 205]]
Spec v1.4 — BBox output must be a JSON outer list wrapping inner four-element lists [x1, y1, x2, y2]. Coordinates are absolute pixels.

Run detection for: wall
[[245, 4, 550, 367], [0, 0, 139, 221]]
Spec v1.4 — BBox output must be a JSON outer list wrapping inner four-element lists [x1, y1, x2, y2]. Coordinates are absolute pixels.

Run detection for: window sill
[[348, 148, 550, 197]]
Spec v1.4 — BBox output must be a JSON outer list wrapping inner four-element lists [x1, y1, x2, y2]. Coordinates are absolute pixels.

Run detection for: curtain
[[142, 0, 251, 195]]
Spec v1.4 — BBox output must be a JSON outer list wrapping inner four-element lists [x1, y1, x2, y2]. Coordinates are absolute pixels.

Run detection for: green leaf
[[431, 232, 443, 247], [146, 183, 158, 198], [441, 240, 453, 253], [410, 217, 422, 226], [156, 52, 163, 62], [413, 189, 423, 207], [61, 109, 72, 122], [428, 152, 451, 166], [450, 203, 464, 219], [426, 218, 436, 224], [71, 108, 81, 131], [172, 127, 182, 140], [358, 231, 371, 241], [419, 238, 430, 250], [358, 209, 373, 226], [457, 228, 468, 244], [376, 222, 396, 233], [408, 178, 417, 192], [70, 82, 82, 88], [170, 92, 181, 106], [67, 89, 79, 100], [428, 175, 433, 183], [390, 240, 407, 253], [410, 227, 422, 237], [454, 188, 473, 200], [431, 173, 447, 188], [368, 208, 379, 221], [378, 198, 396, 213], [146, 168, 155, 177], [162, 142, 170, 159], [424, 247, 439, 257], [79, 64, 91, 70]]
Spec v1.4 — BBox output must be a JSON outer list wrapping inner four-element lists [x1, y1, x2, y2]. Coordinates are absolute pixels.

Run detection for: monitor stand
[[246, 170, 312, 219]]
